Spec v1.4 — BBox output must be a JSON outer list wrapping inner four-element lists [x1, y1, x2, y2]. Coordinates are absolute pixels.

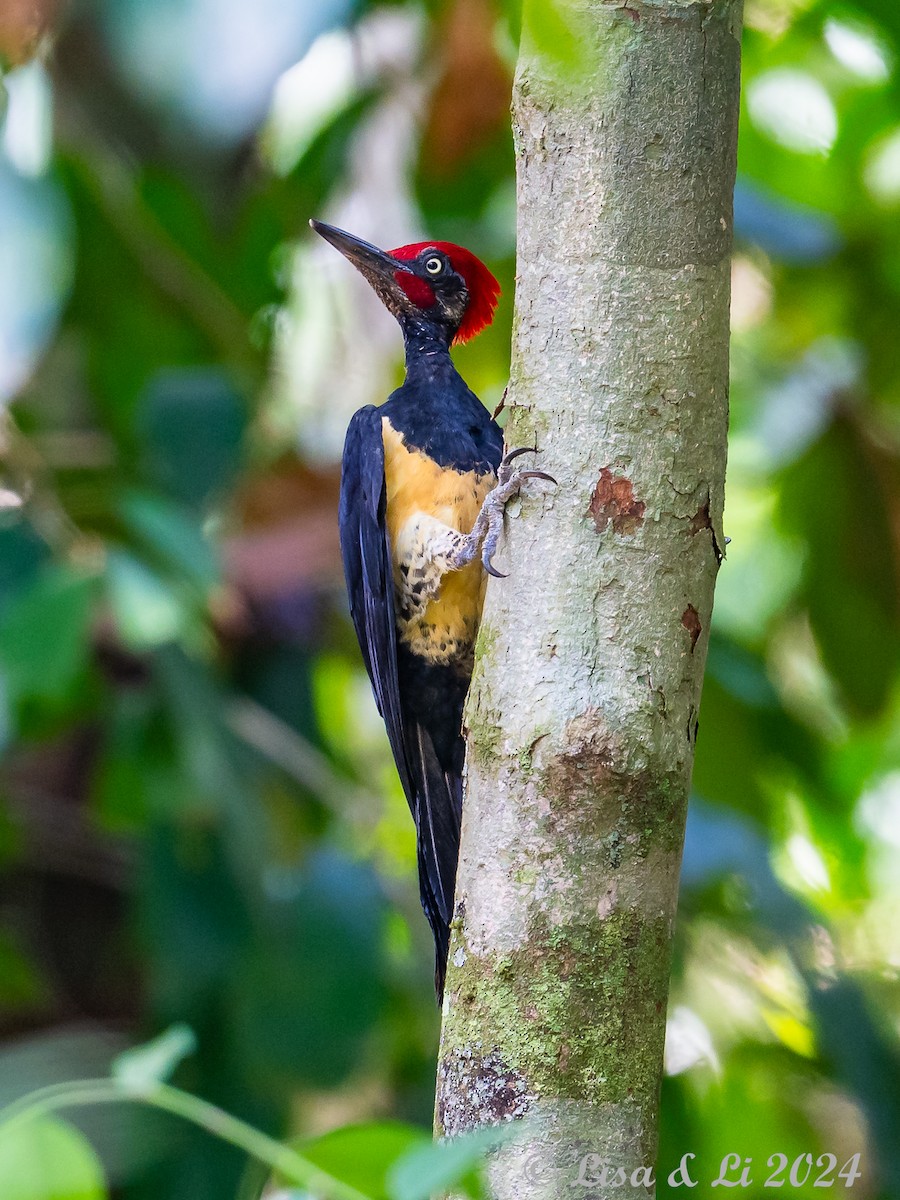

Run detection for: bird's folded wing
[[338, 405, 415, 805], [338, 407, 459, 994]]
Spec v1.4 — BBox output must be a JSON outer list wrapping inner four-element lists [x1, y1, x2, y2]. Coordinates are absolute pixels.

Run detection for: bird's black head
[[310, 220, 500, 345]]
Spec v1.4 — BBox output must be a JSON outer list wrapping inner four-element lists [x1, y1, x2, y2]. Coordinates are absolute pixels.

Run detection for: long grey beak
[[309, 219, 406, 279]]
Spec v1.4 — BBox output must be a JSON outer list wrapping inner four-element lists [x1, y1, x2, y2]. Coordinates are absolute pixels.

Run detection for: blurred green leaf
[[293, 1122, 428, 1200], [92, 686, 181, 830], [0, 566, 96, 706], [116, 490, 218, 592], [387, 1122, 522, 1200], [0, 931, 46, 1011], [519, 0, 591, 78], [0, 523, 50, 616], [105, 550, 186, 650], [660, 1045, 820, 1198], [136, 369, 247, 509], [853, 0, 900, 57], [112, 1025, 198, 1090], [779, 420, 900, 717], [229, 851, 388, 1089], [0, 1117, 107, 1200]]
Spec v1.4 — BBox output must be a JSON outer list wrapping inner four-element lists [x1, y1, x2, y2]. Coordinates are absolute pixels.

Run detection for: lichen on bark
[[435, 0, 743, 1196]]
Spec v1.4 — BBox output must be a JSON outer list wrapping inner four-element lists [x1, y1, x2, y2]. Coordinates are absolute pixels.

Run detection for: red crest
[[391, 242, 501, 344]]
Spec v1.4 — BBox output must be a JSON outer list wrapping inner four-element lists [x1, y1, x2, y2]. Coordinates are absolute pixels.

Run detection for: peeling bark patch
[[686, 706, 699, 745], [681, 605, 701, 651], [586, 469, 645, 535], [597, 881, 618, 918], [689, 493, 725, 564], [437, 1048, 533, 1137], [539, 710, 687, 853], [688, 498, 712, 536]]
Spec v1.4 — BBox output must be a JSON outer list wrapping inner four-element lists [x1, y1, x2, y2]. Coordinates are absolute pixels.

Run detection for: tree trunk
[[435, 1, 742, 1195]]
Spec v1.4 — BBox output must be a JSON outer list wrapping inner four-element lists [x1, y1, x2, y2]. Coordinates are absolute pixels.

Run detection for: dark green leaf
[[136, 369, 247, 508]]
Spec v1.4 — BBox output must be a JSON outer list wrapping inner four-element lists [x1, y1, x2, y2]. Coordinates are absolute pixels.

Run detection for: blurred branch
[[226, 696, 380, 816], [226, 698, 416, 917]]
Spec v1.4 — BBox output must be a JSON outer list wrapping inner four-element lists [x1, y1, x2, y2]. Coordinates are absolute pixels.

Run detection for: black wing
[[339, 406, 413, 799], [338, 406, 459, 995]]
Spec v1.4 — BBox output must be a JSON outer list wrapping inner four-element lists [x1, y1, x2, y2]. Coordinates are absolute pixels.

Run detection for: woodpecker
[[311, 220, 552, 998]]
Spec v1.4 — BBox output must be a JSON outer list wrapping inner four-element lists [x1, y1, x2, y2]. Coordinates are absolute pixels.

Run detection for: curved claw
[[501, 445, 538, 466], [482, 552, 508, 579], [518, 470, 557, 485]]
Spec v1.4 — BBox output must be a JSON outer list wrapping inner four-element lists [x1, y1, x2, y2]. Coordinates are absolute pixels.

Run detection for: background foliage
[[1, 0, 900, 1196]]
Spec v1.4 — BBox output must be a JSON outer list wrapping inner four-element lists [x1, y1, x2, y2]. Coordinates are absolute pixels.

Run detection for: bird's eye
[[424, 256, 444, 275]]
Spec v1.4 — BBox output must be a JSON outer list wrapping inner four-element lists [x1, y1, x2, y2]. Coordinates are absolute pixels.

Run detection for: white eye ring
[[424, 255, 443, 275]]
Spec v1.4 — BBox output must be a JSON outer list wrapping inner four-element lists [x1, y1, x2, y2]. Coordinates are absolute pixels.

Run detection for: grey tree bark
[[434, 1, 743, 1196]]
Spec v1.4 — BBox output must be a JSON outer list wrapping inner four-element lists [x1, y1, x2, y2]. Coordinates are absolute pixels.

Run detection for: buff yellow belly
[[382, 418, 494, 667]]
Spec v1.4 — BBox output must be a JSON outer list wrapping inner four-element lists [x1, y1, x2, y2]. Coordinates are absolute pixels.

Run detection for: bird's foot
[[481, 448, 556, 577], [451, 447, 556, 579]]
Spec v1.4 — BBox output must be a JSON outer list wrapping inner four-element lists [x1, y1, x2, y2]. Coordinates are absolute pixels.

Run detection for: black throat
[[400, 315, 459, 390], [385, 314, 503, 475]]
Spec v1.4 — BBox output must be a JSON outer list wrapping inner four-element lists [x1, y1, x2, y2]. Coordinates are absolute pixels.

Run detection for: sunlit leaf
[[519, 0, 591, 78], [105, 550, 186, 650], [0, 1117, 107, 1200]]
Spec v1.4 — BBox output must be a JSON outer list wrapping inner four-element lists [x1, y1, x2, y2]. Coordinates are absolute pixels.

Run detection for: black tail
[[423, 860, 451, 1001], [397, 647, 468, 1001], [412, 718, 463, 1001]]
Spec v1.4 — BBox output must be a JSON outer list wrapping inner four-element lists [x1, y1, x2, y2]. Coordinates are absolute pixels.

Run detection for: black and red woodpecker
[[311, 220, 552, 997]]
